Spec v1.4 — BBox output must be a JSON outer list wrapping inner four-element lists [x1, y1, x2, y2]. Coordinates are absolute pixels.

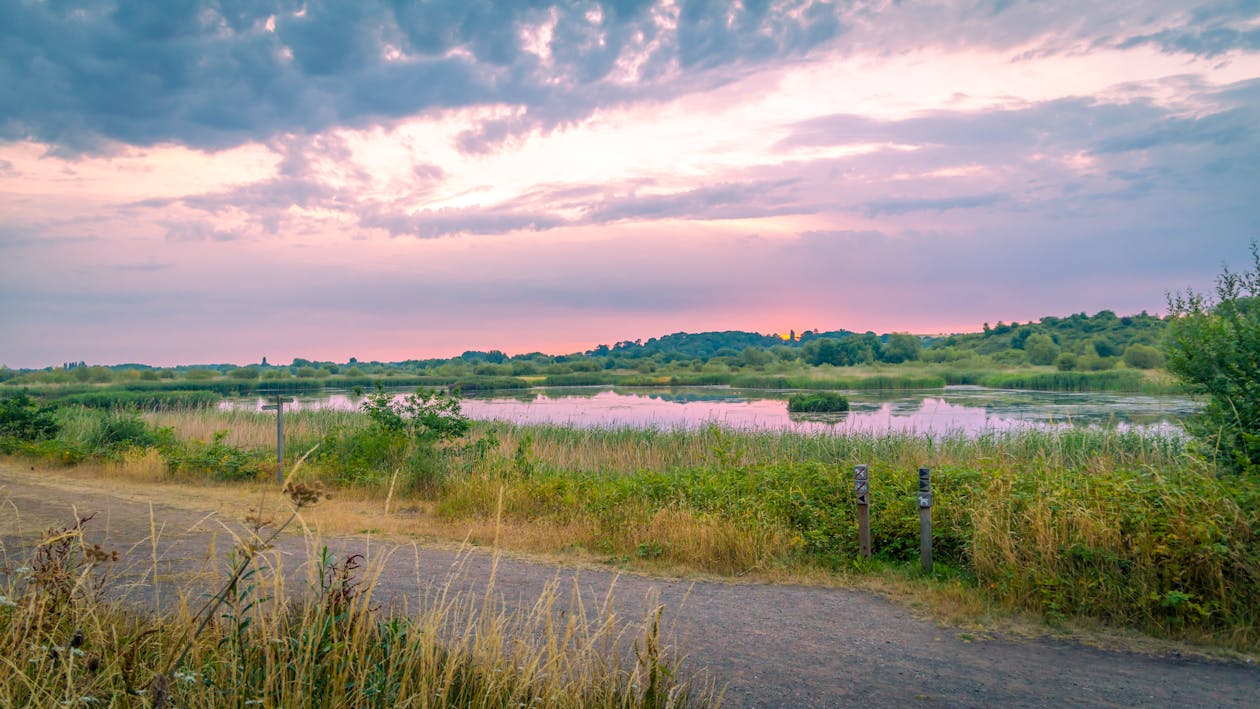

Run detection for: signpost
[[918, 467, 932, 572], [854, 465, 871, 559], [261, 395, 295, 484]]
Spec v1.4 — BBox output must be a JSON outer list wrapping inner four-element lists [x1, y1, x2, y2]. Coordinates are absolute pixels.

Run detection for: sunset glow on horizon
[[2, 1, 1258, 367]]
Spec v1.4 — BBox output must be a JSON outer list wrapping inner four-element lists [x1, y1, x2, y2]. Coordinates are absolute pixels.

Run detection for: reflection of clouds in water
[[222, 386, 1194, 437]]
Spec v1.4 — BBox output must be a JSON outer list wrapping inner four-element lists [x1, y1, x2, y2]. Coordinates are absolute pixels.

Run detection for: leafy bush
[[91, 413, 173, 454], [319, 388, 471, 490], [1165, 242, 1260, 476], [1123, 343, 1164, 369], [168, 431, 271, 481], [0, 392, 59, 441]]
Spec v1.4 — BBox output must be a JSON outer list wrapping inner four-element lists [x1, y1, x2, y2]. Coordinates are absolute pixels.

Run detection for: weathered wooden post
[[918, 467, 932, 572], [261, 395, 295, 485], [854, 465, 871, 559]]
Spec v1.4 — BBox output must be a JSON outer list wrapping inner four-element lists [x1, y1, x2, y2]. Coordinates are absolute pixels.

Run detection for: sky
[[2, 1, 1259, 368]]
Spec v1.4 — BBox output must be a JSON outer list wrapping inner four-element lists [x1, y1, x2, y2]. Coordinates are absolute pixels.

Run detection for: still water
[[224, 386, 1198, 437]]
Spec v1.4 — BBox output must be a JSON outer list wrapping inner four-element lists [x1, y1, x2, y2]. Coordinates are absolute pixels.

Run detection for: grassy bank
[[4, 404, 1257, 651], [0, 511, 702, 707]]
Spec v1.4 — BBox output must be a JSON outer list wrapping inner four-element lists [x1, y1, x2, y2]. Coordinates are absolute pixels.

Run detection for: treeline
[[927, 310, 1167, 371], [0, 308, 1176, 395]]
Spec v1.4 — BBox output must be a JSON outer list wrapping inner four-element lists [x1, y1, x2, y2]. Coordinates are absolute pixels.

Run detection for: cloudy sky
[[2, 0, 1258, 367]]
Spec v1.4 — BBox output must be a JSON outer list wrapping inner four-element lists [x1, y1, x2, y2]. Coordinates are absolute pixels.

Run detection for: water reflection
[[223, 385, 1197, 437]]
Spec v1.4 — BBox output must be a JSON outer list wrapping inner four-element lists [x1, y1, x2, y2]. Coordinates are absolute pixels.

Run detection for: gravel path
[[2, 464, 1257, 707]]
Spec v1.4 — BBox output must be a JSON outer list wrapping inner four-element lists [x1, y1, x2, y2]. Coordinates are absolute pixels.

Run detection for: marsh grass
[[8, 404, 1258, 650], [0, 503, 707, 707]]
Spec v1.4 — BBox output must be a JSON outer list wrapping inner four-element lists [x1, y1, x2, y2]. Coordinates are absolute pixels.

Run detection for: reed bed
[[7, 404, 1257, 650], [0, 506, 705, 707]]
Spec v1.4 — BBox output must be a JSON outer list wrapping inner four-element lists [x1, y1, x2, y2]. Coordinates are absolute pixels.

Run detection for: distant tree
[[770, 345, 798, 362], [1165, 242, 1260, 476], [740, 346, 773, 367], [879, 333, 921, 364], [1024, 334, 1060, 365], [1092, 337, 1120, 358], [802, 338, 843, 366], [1054, 352, 1078, 371], [1122, 344, 1163, 370]]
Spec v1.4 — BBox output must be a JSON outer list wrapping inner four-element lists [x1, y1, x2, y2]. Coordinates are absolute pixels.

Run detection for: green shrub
[[1165, 242, 1260, 476], [0, 392, 59, 440], [168, 431, 271, 481], [1123, 343, 1164, 369], [91, 412, 173, 454]]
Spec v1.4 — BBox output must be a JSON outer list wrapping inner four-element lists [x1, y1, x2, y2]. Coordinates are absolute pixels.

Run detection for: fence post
[[855, 465, 871, 559], [918, 467, 932, 572], [262, 396, 295, 485]]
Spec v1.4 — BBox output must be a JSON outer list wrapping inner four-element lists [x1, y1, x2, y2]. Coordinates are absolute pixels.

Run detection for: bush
[[1054, 352, 1078, 371], [319, 388, 473, 490], [91, 413, 172, 454], [1024, 334, 1060, 365], [0, 392, 59, 440], [1122, 343, 1164, 369], [168, 431, 271, 481], [1165, 242, 1260, 476]]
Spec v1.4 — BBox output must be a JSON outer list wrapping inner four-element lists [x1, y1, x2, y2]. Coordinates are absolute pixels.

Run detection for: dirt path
[[2, 464, 1257, 708]]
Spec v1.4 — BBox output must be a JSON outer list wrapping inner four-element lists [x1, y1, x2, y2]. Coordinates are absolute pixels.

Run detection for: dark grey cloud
[[0, 0, 845, 154], [6, 1, 1254, 155]]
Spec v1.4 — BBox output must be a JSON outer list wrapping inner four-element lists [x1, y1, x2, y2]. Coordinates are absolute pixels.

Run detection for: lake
[[223, 385, 1198, 437]]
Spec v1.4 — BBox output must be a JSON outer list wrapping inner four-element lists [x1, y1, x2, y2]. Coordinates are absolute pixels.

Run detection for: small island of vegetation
[[787, 391, 850, 413]]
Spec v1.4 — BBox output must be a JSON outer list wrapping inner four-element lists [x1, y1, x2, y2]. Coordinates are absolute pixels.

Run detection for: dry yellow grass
[[0, 493, 709, 707]]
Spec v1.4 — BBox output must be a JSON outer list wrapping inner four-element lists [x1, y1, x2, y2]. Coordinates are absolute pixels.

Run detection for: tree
[[1165, 242, 1260, 476], [879, 333, 921, 364], [1024, 334, 1060, 365], [1122, 343, 1163, 370]]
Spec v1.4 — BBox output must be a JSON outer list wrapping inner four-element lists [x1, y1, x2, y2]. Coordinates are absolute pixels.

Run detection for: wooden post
[[918, 467, 932, 573], [261, 396, 295, 485], [854, 465, 871, 560], [276, 396, 284, 484]]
